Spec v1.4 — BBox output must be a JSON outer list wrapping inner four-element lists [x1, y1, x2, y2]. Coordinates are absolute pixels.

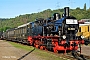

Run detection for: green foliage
[[0, 6, 90, 31], [0, 27, 10, 32], [84, 3, 86, 11]]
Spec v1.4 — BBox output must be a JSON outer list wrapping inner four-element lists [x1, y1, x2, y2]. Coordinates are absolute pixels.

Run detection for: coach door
[[88, 26, 90, 32], [88, 26, 90, 40]]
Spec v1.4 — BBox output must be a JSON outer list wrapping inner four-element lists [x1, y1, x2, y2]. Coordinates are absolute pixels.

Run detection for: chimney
[[64, 7, 69, 17]]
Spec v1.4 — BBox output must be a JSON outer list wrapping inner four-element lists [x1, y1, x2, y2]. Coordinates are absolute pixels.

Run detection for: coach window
[[21, 28, 22, 34], [79, 27, 81, 32], [16, 29, 18, 34], [17, 29, 19, 35], [24, 27, 26, 33], [18, 28, 20, 34], [20, 28, 21, 35], [23, 27, 25, 33], [30, 24, 32, 28], [23, 27, 24, 33]]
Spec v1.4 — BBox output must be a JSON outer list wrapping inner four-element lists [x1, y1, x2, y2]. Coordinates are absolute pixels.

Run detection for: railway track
[[6, 40, 90, 60], [47, 52, 77, 60]]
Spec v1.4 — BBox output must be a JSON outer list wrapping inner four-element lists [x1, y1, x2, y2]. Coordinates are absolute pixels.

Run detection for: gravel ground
[[81, 45, 90, 56], [0, 40, 90, 60], [0, 40, 44, 60]]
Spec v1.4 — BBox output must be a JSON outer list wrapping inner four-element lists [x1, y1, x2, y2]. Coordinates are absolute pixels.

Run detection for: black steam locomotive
[[2, 7, 89, 55]]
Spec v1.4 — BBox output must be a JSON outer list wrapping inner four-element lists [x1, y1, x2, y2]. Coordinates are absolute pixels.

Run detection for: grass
[[34, 49, 62, 60], [8, 41, 65, 60], [9, 41, 34, 51]]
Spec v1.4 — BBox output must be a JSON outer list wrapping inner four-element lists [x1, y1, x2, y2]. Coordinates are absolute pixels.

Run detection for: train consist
[[0, 31, 3, 39], [2, 7, 90, 55]]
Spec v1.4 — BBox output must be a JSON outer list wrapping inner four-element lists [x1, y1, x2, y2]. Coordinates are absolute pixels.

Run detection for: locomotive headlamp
[[68, 28, 75, 30], [62, 35, 66, 39], [81, 36, 85, 39]]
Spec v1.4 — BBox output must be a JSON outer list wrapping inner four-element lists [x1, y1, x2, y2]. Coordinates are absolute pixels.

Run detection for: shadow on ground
[[17, 48, 35, 60]]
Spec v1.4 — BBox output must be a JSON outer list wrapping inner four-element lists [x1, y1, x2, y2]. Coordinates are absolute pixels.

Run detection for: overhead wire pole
[[37, 9, 41, 18], [68, 0, 75, 16], [68, 0, 72, 8], [68, 0, 75, 9], [56, 0, 63, 9], [89, 0, 90, 9], [56, 2, 60, 9]]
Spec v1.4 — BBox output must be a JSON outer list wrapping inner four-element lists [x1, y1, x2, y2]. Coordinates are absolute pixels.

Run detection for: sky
[[0, 0, 90, 18]]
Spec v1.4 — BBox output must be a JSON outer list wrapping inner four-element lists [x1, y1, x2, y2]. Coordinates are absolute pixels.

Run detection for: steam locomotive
[[2, 7, 89, 54]]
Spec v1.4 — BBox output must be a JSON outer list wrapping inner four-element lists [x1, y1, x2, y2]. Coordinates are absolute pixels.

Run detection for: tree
[[84, 3, 86, 11], [76, 7, 80, 10]]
